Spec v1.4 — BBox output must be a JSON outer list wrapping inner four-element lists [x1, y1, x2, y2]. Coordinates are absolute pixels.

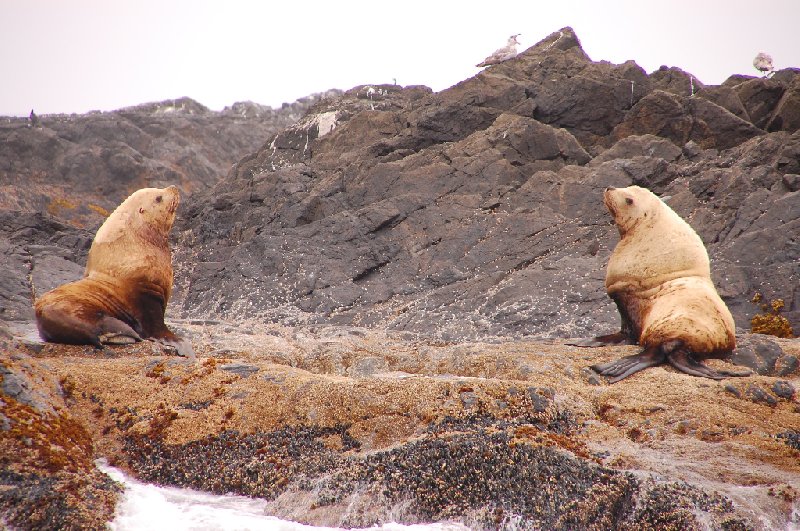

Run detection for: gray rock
[[649, 66, 704, 97], [730, 335, 785, 375], [776, 355, 799, 376], [734, 78, 785, 129], [611, 90, 763, 150], [744, 384, 778, 407], [723, 384, 741, 398], [526, 387, 555, 413], [0, 363, 54, 414], [695, 86, 750, 121], [766, 77, 800, 132], [459, 391, 479, 409], [782, 174, 800, 192], [219, 363, 260, 378], [591, 134, 683, 165], [0, 94, 339, 228], [350, 357, 389, 377], [772, 380, 795, 400]]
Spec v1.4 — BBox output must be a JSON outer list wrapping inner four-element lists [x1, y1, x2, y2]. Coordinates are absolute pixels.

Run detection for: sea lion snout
[[163, 186, 180, 214]]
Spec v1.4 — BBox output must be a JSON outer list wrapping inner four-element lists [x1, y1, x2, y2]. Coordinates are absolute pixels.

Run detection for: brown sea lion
[[576, 185, 749, 383], [34, 186, 194, 358]]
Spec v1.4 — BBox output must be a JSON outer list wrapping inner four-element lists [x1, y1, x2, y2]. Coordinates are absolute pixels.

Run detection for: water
[[97, 461, 469, 531]]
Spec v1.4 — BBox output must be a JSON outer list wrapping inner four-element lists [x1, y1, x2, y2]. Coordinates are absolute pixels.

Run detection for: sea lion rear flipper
[[591, 346, 665, 383], [97, 315, 142, 345], [666, 350, 751, 380]]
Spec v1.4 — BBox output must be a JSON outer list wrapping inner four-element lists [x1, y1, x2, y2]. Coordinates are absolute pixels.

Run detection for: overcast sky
[[2, 0, 798, 117]]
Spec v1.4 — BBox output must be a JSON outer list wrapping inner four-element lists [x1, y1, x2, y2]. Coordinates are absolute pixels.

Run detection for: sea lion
[[34, 185, 194, 358], [577, 185, 749, 383]]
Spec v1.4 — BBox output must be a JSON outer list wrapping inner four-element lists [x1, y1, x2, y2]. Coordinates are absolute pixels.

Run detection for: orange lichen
[[750, 294, 795, 338], [0, 394, 93, 473], [46, 197, 77, 216], [147, 403, 178, 438], [59, 375, 76, 400], [87, 204, 110, 217], [146, 361, 171, 384], [146, 362, 165, 378]]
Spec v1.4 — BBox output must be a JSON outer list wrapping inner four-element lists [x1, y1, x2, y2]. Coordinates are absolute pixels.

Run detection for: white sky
[[1, 0, 798, 117]]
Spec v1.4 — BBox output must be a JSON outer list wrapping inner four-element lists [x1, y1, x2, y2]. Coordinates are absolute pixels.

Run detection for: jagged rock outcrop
[[165, 27, 799, 341], [0, 93, 340, 228]]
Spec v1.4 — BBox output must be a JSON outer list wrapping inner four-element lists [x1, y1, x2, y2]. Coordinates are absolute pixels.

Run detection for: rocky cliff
[[1, 27, 799, 530], [170, 28, 800, 341], [0, 93, 340, 228]]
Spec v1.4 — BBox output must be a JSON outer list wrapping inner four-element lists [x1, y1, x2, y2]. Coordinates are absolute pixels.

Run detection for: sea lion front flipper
[[666, 349, 750, 379], [591, 346, 666, 383], [567, 332, 636, 347], [133, 285, 194, 359], [154, 336, 196, 360]]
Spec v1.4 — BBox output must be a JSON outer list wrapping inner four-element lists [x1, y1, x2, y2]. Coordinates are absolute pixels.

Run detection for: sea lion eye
[[155, 196, 163, 203], [625, 197, 634, 205]]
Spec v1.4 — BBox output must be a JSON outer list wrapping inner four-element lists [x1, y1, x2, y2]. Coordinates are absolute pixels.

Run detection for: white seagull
[[476, 34, 521, 68], [753, 52, 774, 77]]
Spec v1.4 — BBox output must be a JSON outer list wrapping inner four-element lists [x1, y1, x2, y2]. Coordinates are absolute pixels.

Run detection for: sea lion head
[[603, 185, 661, 237], [130, 185, 180, 234], [94, 186, 180, 245]]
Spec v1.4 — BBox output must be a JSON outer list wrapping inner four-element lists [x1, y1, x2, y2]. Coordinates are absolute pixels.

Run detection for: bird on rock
[[476, 34, 521, 68], [753, 52, 774, 77]]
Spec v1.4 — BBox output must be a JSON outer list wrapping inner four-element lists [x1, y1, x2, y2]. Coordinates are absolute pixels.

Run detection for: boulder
[[611, 90, 763, 149], [649, 65, 704, 96], [734, 78, 785, 129], [766, 76, 800, 132]]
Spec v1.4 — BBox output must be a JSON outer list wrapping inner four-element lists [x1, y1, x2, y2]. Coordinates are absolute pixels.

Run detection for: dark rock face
[[0, 94, 340, 228], [0, 93, 338, 323], [165, 28, 799, 341], [732, 334, 799, 376], [649, 65, 705, 97]]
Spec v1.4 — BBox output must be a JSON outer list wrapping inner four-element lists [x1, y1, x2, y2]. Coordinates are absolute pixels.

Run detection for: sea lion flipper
[[155, 336, 196, 360], [97, 315, 142, 345], [568, 332, 635, 347], [666, 349, 750, 380], [591, 346, 666, 383]]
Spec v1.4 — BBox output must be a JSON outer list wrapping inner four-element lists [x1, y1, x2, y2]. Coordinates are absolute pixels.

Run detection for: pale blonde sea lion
[[578, 185, 749, 383], [34, 186, 194, 358]]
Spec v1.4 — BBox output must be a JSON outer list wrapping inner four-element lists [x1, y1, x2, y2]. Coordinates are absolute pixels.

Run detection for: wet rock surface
[[1, 26, 799, 530], [0, 345, 121, 530], [3, 323, 797, 529]]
